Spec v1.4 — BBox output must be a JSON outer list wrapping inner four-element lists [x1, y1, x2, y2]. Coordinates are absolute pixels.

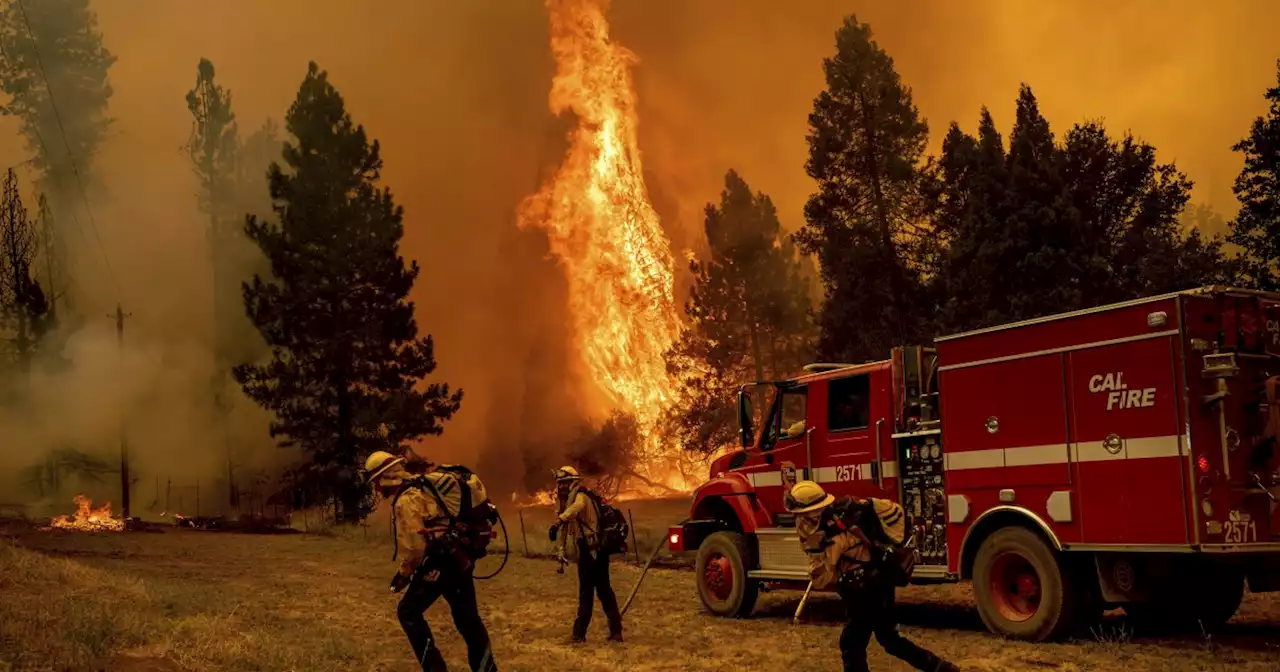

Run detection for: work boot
[[607, 631, 623, 643], [931, 661, 962, 672], [568, 634, 586, 645]]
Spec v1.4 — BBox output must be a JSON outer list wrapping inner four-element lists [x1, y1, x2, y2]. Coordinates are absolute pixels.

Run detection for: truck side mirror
[[737, 390, 754, 447]]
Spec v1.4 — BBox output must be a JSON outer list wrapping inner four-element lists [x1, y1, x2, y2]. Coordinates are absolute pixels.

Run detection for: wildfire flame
[[520, 0, 696, 496], [49, 494, 125, 532]]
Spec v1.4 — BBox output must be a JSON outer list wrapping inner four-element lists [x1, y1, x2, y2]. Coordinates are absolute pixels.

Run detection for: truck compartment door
[[939, 354, 1072, 490], [1068, 335, 1187, 545]]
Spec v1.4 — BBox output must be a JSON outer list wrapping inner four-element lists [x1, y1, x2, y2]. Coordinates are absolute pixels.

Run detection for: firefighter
[[365, 451, 498, 672], [549, 465, 623, 643], [785, 480, 960, 672]]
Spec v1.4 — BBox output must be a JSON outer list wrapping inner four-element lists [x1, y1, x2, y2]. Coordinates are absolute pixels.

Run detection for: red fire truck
[[667, 286, 1280, 641]]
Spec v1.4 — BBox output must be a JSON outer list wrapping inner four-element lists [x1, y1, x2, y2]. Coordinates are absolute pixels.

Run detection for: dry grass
[[2, 501, 1279, 671]]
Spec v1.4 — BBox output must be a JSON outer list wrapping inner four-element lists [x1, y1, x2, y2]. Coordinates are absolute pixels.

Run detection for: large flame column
[[519, 0, 680, 443]]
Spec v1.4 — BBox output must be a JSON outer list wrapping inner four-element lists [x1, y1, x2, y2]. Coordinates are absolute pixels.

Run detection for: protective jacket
[[556, 486, 600, 554], [799, 497, 905, 590], [392, 471, 464, 576]]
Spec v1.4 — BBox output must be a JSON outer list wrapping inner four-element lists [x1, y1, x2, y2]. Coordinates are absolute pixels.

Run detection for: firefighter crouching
[[549, 466, 623, 643], [365, 451, 498, 672], [785, 481, 960, 672]]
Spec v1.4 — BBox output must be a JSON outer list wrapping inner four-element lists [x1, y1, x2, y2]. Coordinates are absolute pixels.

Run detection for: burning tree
[[518, 0, 693, 493], [235, 62, 462, 522]]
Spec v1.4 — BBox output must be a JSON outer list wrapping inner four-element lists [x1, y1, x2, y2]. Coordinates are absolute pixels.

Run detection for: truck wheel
[[696, 531, 759, 618], [973, 526, 1079, 641]]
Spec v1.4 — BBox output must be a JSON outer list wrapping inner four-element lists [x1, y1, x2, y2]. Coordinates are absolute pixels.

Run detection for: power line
[[10, 0, 119, 296]]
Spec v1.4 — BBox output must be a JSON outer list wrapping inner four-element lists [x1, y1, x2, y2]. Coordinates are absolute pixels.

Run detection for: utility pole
[[111, 303, 132, 518]]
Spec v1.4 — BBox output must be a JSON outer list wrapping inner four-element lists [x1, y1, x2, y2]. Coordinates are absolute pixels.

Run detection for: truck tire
[[696, 531, 759, 618], [972, 526, 1080, 641], [1123, 569, 1244, 633]]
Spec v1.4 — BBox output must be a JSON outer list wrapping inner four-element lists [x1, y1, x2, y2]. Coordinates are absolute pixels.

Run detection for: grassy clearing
[[3, 502, 1279, 671]]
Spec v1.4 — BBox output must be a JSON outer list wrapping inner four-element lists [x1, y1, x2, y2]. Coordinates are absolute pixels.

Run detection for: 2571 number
[[835, 464, 863, 482], [1224, 520, 1257, 544]]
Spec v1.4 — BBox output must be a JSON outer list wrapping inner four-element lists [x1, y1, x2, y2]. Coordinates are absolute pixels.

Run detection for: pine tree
[[235, 63, 462, 520], [666, 170, 814, 455], [184, 58, 240, 508], [1228, 61, 1280, 290], [795, 15, 929, 362], [930, 86, 1231, 334], [0, 0, 115, 313]]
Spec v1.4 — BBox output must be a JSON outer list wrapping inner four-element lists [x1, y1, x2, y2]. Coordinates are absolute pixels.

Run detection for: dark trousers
[[573, 538, 623, 640], [397, 560, 497, 672], [838, 579, 950, 672]]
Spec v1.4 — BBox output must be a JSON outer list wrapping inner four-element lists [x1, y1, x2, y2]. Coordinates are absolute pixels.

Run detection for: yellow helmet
[[785, 480, 834, 514], [364, 451, 405, 484], [554, 465, 581, 483]]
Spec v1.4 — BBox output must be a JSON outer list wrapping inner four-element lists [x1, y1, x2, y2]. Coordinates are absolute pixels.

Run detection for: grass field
[[2, 500, 1279, 672]]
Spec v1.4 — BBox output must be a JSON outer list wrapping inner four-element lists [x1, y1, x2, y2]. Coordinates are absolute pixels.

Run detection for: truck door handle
[[874, 418, 885, 488]]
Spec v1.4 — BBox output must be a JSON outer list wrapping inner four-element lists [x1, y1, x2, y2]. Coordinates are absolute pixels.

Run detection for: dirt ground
[[2, 506, 1279, 672]]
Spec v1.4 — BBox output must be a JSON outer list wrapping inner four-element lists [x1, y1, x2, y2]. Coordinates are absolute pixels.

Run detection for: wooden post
[[518, 509, 529, 557], [627, 509, 640, 565], [110, 304, 133, 518]]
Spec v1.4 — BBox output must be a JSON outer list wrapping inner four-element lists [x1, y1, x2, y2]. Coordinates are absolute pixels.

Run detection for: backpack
[[579, 488, 629, 556], [399, 465, 499, 560], [823, 497, 917, 587]]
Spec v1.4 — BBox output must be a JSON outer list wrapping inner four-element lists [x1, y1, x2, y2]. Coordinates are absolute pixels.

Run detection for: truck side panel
[[1066, 334, 1189, 545], [940, 298, 1181, 367], [939, 354, 1072, 490]]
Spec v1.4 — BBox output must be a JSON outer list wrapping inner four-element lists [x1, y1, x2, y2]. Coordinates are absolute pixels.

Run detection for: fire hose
[[474, 510, 510, 581], [620, 538, 667, 616]]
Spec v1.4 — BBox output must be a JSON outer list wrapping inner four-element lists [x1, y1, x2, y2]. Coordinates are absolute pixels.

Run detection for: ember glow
[[520, 0, 695, 496], [49, 494, 125, 532]]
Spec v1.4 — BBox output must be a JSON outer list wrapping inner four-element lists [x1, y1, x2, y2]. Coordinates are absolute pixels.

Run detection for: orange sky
[[1, 0, 1277, 474]]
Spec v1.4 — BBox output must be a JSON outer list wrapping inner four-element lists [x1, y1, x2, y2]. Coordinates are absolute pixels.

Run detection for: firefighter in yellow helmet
[[549, 465, 623, 643], [365, 451, 498, 672], [786, 480, 960, 672]]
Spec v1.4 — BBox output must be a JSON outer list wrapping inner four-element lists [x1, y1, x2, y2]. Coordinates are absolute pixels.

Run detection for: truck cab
[[669, 286, 1280, 642]]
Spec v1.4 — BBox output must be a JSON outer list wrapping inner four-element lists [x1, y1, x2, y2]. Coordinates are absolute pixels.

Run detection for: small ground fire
[[48, 494, 125, 532]]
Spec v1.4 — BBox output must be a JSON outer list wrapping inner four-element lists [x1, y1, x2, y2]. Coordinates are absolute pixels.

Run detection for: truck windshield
[[763, 387, 807, 450]]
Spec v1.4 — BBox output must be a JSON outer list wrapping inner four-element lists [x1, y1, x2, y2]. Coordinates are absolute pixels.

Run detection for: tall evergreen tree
[[795, 15, 930, 362], [235, 63, 462, 520], [1228, 61, 1280, 290], [930, 86, 1231, 334], [666, 170, 813, 455], [0, 0, 115, 314], [184, 58, 240, 508]]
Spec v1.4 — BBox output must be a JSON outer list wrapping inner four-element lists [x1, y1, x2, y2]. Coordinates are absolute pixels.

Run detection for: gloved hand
[[548, 524, 558, 542], [390, 572, 411, 593]]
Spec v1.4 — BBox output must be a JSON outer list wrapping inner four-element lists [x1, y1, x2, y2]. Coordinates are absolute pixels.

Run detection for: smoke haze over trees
[[0, 0, 1277, 508]]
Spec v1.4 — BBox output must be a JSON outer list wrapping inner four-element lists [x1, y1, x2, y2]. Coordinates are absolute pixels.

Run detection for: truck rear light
[[1201, 498, 1214, 517], [667, 526, 685, 553], [1197, 455, 1210, 473], [1199, 475, 1213, 494]]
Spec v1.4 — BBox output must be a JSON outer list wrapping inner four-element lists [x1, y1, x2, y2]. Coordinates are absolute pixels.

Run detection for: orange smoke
[[48, 494, 125, 532], [518, 0, 691, 493]]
